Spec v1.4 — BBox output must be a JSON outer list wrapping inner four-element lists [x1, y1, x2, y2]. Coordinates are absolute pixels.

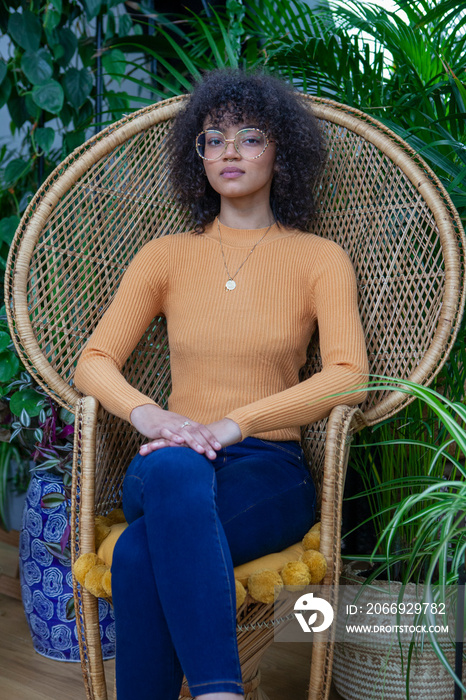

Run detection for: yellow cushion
[[98, 522, 128, 566], [233, 542, 305, 586], [97, 522, 305, 585]]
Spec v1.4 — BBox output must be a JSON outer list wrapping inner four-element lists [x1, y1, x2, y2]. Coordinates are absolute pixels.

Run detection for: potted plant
[[9, 377, 117, 661], [333, 376, 466, 700], [0, 301, 116, 659], [0, 308, 37, 532]]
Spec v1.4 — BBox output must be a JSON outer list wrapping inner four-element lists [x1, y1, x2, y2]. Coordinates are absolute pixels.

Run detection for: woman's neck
[[218, 198, 275, 230]]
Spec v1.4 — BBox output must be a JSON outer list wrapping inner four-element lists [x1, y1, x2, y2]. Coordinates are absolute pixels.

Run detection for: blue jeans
[[111, 436, 317, 699]]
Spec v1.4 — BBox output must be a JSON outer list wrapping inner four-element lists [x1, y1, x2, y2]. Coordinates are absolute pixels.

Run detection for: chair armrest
[[70, 396, 110, 700], [307, 404, 366, 700], [71, 395, 100, 563], [319, 404, 366, 587]]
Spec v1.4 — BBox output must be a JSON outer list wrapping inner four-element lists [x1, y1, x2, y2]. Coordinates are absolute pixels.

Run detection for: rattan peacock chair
[[5, 93, 465, 700]]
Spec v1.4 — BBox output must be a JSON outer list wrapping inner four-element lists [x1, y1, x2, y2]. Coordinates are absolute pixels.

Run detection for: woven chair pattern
[[5, 94, 466, 700], [7, 96, 465, 506]]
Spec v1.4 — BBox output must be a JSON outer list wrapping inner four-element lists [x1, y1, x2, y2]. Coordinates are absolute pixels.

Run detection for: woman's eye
[[239, 134, 263, 147], [207, 137, 224, 147]]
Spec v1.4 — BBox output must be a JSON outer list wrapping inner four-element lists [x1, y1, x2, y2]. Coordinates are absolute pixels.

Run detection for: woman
[[74, 68, 368, 700]]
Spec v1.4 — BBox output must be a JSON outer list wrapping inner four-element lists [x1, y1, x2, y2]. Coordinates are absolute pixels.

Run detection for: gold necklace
[[217, 217, 275, 291]]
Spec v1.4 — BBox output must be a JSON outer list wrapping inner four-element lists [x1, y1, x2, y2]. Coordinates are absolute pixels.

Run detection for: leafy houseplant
[[0, 316, 114, 659], [0, 300, 77, 530], [13, 380, 117, 661], [344, 407, 457, 584], [334, 377, 466, 699], [343, 374, 466, 587], [0, 0, 147, 307], [12, 385, 75, 560], [0, 306, 45, 530], [117, 0, 466, 225]]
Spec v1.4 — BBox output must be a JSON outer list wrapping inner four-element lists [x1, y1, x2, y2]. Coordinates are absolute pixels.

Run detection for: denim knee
[[111, 519, 145, 596], [123, 447, 216, 523]]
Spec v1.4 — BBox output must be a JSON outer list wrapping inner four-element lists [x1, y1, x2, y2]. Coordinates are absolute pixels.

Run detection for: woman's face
[[200, 119, 276, 204]]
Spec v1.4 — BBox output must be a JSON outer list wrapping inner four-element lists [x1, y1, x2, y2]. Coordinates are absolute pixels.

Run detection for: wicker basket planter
[[332, 565, 456, 700]]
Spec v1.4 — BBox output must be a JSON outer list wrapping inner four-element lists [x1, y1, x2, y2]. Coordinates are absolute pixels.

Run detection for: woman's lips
[[220, 167, 244, 179]]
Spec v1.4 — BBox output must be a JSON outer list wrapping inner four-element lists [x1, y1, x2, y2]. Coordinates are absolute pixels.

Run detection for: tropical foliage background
[[0, 0, 465, 573]]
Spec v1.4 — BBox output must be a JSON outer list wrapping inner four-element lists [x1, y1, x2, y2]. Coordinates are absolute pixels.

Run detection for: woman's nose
[[223, 140, 239, 158]]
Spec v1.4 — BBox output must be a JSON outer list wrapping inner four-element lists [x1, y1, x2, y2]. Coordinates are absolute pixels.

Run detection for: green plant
[[2, 374, 75, 554], [344, 405, 445, 579], [0, 0, 149, 305], [0, 305, 41, 529], [0, 0, 149, 525], [344, 371, 466, 578], [0, 303, 75, 530], [18, 392, 75, 560], [341, 376, 466, 689], [254, 0, 466, 220], [118, 0, 465, 223]]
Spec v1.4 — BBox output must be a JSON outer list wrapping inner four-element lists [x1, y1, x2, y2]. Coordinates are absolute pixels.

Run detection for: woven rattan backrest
[[6, 94, 465, 509]]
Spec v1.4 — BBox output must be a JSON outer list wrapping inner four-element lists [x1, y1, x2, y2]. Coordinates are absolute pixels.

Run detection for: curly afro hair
[[166, 68, 327, 233]]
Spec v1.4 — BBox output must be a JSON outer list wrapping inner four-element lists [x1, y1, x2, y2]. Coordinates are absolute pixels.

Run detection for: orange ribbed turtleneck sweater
[[73, 221, 368, 441]]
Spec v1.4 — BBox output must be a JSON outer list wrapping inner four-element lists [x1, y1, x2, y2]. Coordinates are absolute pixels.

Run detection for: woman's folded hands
[[130, 404, 242, 459]]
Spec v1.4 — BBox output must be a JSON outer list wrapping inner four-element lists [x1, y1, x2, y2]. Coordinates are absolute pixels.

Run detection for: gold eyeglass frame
[[195, 127, 271, 161]]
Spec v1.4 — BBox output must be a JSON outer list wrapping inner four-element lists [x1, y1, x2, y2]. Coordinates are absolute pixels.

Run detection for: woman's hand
[[206, 418, 242, 447], [131, 406, 242, 458], [131, 404, 222, 459]]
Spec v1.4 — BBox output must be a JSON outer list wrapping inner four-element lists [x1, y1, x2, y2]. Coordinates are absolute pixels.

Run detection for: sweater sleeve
[[225, 242, 369, 439], [73, 237, 169, 425]]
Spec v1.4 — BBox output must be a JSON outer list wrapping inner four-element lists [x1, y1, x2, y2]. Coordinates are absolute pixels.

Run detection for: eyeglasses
[[195, 128, 271, 161]]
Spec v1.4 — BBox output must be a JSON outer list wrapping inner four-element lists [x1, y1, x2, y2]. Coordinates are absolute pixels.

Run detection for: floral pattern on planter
[[19, 472, 115, 662]]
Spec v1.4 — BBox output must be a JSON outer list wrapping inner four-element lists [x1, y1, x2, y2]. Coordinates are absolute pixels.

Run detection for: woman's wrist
[[207, 418, 242, 447], [130, 403, 163, 432]]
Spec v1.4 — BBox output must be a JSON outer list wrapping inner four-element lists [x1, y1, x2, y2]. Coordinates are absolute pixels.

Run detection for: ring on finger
[[180, 421, 191, 429]]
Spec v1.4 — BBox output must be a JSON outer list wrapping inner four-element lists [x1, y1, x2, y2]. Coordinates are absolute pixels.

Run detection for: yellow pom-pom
[[247, 569, 283, 604], [302, 521, 321, 551], [280, 561, 311, 589], [93, 510, 126, 550], [84, 565, 109, 598], [300, 549, 327, 583], [235, 579, 247, 610], [73, 553, 106, 587], [102, 569, 112, 597], [95, 521, 111, 550], [106, 508, 126, 525]]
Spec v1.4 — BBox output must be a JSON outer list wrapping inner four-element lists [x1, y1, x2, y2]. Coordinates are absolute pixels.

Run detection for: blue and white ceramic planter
[[19, 472, 115, 661]]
